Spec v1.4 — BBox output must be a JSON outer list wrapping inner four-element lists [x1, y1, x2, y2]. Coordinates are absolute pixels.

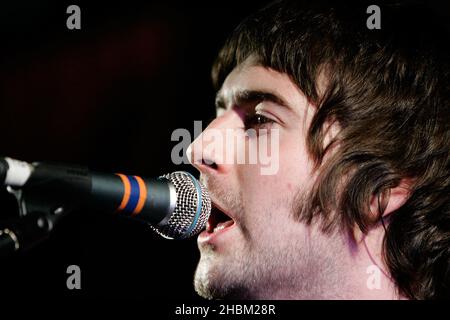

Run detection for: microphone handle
[[90, 172, 175, 225], [2, 159, 175, 225]]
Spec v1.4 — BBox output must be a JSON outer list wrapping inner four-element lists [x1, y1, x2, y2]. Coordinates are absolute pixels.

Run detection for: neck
[[323, 226, 402, 299], [268, 227, 403, 300]]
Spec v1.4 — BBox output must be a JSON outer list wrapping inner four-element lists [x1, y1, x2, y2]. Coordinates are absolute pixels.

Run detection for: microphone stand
[[0, 211, 59, 257], [0, 185, 71, 257]]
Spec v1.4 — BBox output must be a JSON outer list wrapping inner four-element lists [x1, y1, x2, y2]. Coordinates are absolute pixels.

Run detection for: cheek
[[280, 128, 316, 189], [236, 129, 314, 198], [234, 128, 315, 229], [235, 166, 300, 230]]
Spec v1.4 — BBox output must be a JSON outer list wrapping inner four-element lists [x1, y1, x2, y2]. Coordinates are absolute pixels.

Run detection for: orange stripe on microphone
[[132, 176, 147, 216], [116, 173, 131, 211]]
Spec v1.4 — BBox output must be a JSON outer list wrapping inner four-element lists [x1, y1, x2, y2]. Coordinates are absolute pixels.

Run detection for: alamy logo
[[366, 5, 381, 29], [66, 5, 81, 30], [171, 121, 280, 175], [66, 265, 81, 290], [366, 264, 382, 290]]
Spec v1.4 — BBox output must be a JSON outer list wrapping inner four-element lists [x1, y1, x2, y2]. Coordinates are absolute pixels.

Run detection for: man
[[187, 0, 449, 299]]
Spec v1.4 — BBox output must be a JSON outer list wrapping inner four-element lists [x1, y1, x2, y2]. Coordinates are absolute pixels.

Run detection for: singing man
[[187, 0, 449, 299]]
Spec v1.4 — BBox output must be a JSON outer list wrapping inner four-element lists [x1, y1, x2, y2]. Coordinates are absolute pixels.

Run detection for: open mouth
[[205, 203, 235, 234]]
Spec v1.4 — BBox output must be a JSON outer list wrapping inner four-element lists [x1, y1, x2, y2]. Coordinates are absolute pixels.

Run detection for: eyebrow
[[215, 89, 291, 111]]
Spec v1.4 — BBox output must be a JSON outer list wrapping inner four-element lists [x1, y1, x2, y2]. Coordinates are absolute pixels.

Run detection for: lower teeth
[[213, 225, 226, 233]]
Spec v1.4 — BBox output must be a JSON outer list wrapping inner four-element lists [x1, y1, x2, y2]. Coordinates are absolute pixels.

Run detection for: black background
[[0, 0, 271, 301], [0, 0, 448, 304]]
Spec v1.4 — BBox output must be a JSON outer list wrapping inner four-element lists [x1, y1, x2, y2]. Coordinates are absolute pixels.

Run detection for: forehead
[[218, 60, 305, 108]]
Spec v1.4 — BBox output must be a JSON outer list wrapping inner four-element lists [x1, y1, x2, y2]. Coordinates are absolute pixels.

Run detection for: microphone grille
[[152, 171, 211, 239]]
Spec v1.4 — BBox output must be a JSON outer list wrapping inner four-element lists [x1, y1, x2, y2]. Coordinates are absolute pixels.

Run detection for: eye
[[244, 113, 274, 130]]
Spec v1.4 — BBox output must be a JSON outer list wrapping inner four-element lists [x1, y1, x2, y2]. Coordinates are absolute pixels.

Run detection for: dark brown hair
[[212, 0, 449, 299]]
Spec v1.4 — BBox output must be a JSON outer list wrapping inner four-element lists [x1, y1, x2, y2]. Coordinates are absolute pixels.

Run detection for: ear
[[360, 181, 412, 279], [369, 180, 412, 218]]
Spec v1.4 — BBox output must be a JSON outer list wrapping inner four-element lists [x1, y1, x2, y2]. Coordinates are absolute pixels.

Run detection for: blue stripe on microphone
[[124, 175, 140, 213]]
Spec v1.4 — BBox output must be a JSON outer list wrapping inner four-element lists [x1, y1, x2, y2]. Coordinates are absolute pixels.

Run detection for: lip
[[198, 199, 236, 245], [197, 222, 236, 244]]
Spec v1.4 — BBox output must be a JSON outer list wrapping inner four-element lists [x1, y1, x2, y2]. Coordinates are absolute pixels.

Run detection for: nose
[[187, 114, 235, 175], [188, 133, 218, 172]]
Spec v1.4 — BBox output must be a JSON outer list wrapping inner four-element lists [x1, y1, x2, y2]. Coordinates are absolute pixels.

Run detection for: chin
[[193, 253, 214, 297], [194, 259, 256, 300], [194, 271, 223, 300]]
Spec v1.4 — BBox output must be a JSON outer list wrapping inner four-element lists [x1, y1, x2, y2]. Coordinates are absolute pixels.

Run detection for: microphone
[[0, 157, 211, 240]]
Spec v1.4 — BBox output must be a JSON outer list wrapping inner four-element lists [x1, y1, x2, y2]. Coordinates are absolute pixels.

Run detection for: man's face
[[189, 59, 331, 299]]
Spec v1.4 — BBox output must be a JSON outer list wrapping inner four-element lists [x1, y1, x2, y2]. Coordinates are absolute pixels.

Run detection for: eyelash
[[244, 113, 274, 130]]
